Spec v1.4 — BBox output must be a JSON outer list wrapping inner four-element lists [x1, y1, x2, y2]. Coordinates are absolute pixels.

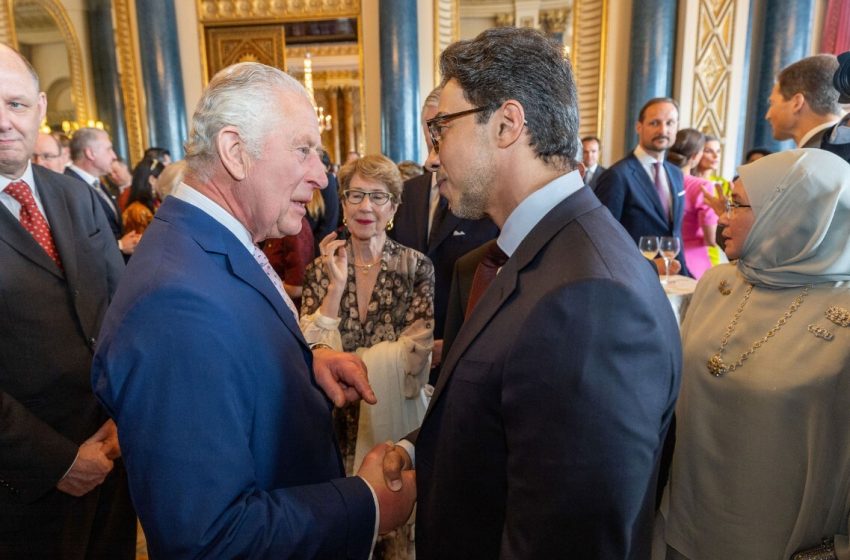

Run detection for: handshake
[[356, 441, 416, 534]]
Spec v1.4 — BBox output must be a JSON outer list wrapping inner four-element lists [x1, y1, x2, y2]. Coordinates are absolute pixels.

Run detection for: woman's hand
[[319, 231, 348, 288], [701, 182, 728, 217]]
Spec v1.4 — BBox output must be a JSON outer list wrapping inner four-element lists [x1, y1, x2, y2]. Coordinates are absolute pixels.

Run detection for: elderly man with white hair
[[92, 62, 416, 559]]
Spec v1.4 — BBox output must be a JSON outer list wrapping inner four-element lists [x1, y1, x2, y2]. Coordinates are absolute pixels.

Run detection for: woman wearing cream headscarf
[[664, 149, 850, 560]]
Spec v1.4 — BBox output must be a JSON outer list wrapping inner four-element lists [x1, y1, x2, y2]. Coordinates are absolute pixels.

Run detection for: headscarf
[[736, 148, 850, 287]]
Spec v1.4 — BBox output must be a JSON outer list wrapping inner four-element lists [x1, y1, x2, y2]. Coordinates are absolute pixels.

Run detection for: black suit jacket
[[392, 172, 499, 338], [412, 187, 681, 559], [594, 153, 688, 275], [65, 167, 122, 239], [0, 165, 133, 557], [585, 164, 607, 188]]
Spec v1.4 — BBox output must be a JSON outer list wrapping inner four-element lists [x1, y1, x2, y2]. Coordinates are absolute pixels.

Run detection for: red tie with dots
[[4, 180, 63, 269]]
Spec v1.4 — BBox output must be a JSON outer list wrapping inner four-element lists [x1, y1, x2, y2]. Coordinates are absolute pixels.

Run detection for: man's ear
[[495, 100, 527, 149], [790, 92, 806, 113], [37, 92, 47, 122], [217, 126, 249, 180]]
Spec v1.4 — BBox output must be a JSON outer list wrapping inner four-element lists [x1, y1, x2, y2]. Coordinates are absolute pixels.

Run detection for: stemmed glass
[[638, 236, 660, 261], [659, 236, 681, 285]]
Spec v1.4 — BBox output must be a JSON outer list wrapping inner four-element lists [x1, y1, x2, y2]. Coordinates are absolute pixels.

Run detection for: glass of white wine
[[659, 236, 681, 285], [639, 236, 660, 261]]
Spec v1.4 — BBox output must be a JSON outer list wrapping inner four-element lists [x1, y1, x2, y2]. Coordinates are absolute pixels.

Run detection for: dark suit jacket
[[0, 165, 133, 558], [441, 240, 494, 362], [412, 187, 681, 559], [392, 172, 498, 338], [92, 197, 375, 559], [594, 153, 688, 275], [585, 164, 607, 188], [64, 167, 122, 239]]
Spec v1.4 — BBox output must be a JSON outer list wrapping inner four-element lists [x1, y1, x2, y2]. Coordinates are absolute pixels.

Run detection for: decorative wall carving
[[540, 8, 569, 34], [573, 0, 607, 139], [197, 0, 360, 22], [286, 44, 358, 59], [205, 24, 286, 77], [434, 0, 457, 82], [691, 0, 736, 148], [112, 0, 146, 165], [495, 12, 514, 26], [0, 0, 16, 47]]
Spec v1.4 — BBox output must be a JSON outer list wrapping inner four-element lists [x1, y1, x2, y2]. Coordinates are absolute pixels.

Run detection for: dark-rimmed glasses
[[342, 189, 394, 206], [426, 106, 489, 154], [724, 199, 751, 216]]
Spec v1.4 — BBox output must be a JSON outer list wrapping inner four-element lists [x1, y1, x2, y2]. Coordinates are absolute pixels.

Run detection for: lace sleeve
[[299, 259, 343, 350]]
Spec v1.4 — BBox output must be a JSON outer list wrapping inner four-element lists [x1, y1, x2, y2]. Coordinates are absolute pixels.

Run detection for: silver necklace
[[707, 283, 810, 377]]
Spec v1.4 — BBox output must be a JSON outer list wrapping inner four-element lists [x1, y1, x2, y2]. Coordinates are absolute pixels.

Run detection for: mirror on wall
[[13, 0, 75, 129]]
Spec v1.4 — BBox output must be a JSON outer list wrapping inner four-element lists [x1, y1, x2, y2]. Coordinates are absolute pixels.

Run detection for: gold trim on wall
[[14, 0, 89, 125], [1, 0, 16, 47], [433, 0, 458, 84], [112, 0, 146, 165], [286, 44, 358, 58], [691, 0, 736, 169], [196, 0, 360, 23], [573, 0, 607, 139]]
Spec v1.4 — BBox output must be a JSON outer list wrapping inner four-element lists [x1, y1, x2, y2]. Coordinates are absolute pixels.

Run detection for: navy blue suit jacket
[[92, 197, 375, 558], [391, 172, 498, 338], [411, 187, 681, 559], [64, 167, 122, 239], [594, 153, 688, 275]]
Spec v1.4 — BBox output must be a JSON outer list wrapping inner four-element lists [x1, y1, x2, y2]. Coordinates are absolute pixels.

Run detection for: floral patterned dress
[[300, 238, 434, 559]]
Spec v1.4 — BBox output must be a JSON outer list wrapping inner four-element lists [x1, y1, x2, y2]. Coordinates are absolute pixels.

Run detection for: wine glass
[[638, 236, 660, 261], [659, 236, 681, 285]]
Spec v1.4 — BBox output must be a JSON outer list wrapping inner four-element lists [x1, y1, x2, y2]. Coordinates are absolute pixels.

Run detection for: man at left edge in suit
[[64, 127, 141, 257], [595, 97, 688, 276], [0, 43, 135, 558]]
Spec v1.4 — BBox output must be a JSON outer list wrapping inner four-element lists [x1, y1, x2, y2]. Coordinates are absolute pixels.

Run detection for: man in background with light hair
[[92, 61, 416, 558], [32, 132, 65, 173]]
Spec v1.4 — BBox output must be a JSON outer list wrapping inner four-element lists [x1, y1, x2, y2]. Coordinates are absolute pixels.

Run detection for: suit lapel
[[36, 168, 78, 285], [427, 203, 461, 253], [0, 171, 65, 278], [628, 155, 667, 225], [424, 187, 602, 419]]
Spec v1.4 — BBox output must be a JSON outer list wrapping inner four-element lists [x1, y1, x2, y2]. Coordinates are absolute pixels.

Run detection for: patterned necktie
[[252, 245, 299, 323], [4, 180, 63, 269], [653, 161, 671, 222], [465, 241, 508, 318]]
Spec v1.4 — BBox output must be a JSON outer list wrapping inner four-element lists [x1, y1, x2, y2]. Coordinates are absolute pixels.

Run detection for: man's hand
[[381, 442, 412, 492], [312, 348, 376, 407], [56, 441, 114, 497], [357, 442, 416, 534], [430, 339, 444, 369], [85, 418, 121, 460], [118, 231, 142, 255]]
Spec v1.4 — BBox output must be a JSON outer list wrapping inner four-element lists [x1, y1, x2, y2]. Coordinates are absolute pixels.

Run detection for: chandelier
[[303, 53, 332, 132]]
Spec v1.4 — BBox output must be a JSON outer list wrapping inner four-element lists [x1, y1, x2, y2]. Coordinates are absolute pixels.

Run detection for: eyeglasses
[[33, 152, 61, 161], [426, 106, 489, 154], [724, 199, 752, 216], [342, 189, 394, 206]]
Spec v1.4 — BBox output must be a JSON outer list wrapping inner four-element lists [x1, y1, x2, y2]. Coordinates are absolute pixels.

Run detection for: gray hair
[[70, 127, 107, 161], [777, 54, 841, 116], [439, 27, 579, 170], [423, 86, 442, 110], [184, 62, 309, 178]]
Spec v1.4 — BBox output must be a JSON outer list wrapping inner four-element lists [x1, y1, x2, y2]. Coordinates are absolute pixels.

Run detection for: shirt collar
[[0, 161, 36, 193], [68, 164, 99, 186], [634, 144, 664, 166], [171, 182, 255, 254], [498, 170, 584, 257], [798, 119, 841, 148]]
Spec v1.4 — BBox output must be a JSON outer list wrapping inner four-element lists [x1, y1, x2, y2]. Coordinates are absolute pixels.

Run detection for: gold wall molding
[[13, 0, 88, 124], [197, 0, 360, 23], [112, 0, 146, 165], [691, 0, 736, 148], [494, 12, 513, 26], [433, 0, 457, 83], [573, 0, 607, 139], [204, 24, 286, 77], [286, 43, 358, 58], [1, 0, 16, 46], [539, 8, 569, 34]]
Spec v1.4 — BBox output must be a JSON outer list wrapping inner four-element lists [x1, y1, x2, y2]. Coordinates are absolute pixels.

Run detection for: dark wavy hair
[[128, 157, 165, 212], [439, 27, 579, 171]]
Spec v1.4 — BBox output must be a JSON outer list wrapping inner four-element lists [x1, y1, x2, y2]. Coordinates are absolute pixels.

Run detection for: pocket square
[[677, 190, 686, 197], [452, 230, 466, 236]]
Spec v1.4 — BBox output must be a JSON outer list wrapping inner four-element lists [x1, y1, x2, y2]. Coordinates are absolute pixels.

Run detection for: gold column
[[1, 0, 16, 47], [573, 0, 608, 139], [343, 86, 356, 156], [328, 87, 341, 164]]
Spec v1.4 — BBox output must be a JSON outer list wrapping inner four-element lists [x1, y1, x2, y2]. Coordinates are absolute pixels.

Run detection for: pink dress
[[681, 175, 718, 279]]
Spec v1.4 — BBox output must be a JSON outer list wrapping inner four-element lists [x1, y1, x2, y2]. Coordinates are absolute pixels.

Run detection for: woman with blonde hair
[[300, 154, 434, 559]]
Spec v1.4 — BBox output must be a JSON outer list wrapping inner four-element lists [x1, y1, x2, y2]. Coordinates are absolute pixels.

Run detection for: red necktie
[[4, 180, 63, 269], [465, 242, 508, 318]]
